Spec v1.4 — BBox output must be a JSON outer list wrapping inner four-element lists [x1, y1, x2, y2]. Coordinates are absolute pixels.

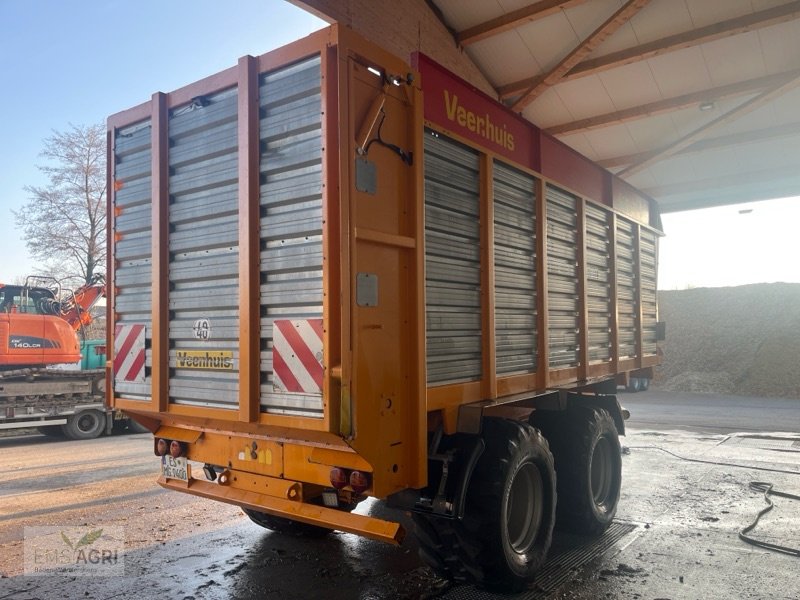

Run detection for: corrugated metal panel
[[546, 185, 579, 368], [258, 55, 324, 417], [425, 132, 482, 385], [167, 87, 240, 410], [616, 218, 637, 358], [113, 121, 153, 400], [585, 203, 612, 363], [640, 229, 658, 355], [493, 161, 537, 375]]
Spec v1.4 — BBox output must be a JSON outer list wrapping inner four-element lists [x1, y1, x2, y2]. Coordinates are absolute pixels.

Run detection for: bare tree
[[14, 123, 106, 285]]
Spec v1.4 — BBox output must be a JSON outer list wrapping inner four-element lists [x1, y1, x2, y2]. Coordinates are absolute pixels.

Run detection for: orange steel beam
[[238, 55, 260, 423], [159, 477, 405, 544], [106, 130, 115, 409], [481, 155, 497, 399], [457, 0, 588, 46], [151, 92, 169, 413], [511, 0, 651, 112], [498, 0, 800, 100], [618, 73, 800, 177], [608, 213, 619, 374], [547, 68, 800, 136]]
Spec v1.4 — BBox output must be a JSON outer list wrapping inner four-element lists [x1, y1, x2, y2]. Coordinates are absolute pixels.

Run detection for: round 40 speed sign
[[192, 318, 212, 341]]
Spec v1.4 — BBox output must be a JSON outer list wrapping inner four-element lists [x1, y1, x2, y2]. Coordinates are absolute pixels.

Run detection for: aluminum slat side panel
[[425, 132, 482, 385], [546, 185, 579, 368], [493, 161, 537, 376], [167, 87, 240, 410], [616, 217, 637, 359], [640, 229, 658, 356], [586, 204, 612, 363], [113, 121, 153, 400], [258, 56, 324, 418]]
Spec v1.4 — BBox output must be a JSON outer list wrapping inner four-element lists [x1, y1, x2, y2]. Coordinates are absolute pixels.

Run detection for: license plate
[[161, 455, 188, 481]]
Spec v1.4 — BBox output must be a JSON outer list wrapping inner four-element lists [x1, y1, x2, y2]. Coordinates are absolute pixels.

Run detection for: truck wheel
[[414, 418, 556, 592], [242, 508, 331, 538], [639, 378, 650, 391], [625, 377, 642, 393], [62, 410, 106, 440], [532, 406, 621, 536]]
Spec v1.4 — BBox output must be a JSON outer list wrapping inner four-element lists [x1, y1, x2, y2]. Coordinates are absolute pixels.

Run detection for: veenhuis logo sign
[[443, 90, 515, 152]]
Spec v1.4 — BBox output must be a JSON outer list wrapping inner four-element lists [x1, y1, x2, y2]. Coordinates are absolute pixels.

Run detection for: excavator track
[[0, 368, 105, 402]]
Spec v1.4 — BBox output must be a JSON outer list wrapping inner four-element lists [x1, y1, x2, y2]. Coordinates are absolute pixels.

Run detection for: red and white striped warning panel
[[272, 319, 323, 394], [114, 324, 146, 384]]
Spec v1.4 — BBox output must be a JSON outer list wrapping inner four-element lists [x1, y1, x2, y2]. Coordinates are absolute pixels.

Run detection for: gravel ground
[[656, 283, 800, 398]]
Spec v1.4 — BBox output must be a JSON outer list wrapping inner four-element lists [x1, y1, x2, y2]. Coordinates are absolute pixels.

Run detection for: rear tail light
[[155, 438, 169, 456], [330, 467, 349, 489], [169, 440, 186, 458], [349, 470, 371, 494]]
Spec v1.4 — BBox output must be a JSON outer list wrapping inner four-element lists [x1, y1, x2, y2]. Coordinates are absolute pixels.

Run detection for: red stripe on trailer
[[276, 320, 324, 390], [114, 324, 146, 383], [113, 324, 140, 375], [124, 348, 146, 383], [272, 319, 324, 394], [308, 318, 323, 340], [272, 345, 303, 393]]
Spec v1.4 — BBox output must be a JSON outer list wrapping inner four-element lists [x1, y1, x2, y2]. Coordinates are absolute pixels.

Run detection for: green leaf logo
[[60, 532, 74, 549], [76, 529, 104, 549]]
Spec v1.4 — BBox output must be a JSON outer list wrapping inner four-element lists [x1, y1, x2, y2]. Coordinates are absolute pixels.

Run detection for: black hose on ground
[[623, 445, 800, 558], [738, 482, 800, 557]]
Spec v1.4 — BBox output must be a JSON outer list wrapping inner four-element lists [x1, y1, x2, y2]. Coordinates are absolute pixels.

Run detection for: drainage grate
[[722, 435, 800, 452], [441, 521, 639, 600]]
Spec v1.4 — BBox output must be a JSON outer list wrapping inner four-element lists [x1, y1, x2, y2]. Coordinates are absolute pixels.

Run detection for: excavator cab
[[0, 281, 94, 369]]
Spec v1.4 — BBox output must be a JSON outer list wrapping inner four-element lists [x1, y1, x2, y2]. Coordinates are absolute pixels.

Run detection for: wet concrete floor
[[1, 393, 799, 599]]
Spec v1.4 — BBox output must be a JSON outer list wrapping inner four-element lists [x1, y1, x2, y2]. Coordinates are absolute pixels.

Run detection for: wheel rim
[[590, 437, 614, 509], [77, 413, 99, 433], [506, 462, 544, 553]]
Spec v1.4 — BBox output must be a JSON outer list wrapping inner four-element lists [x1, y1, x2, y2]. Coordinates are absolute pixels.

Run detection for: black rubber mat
[[440, 521, 639, 600]]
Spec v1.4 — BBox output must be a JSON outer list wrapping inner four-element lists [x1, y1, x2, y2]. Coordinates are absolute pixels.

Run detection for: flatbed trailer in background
[[108, 25, 662, 591]]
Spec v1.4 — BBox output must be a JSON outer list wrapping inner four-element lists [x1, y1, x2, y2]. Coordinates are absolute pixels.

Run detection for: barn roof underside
[[295, 0, 800, 214]]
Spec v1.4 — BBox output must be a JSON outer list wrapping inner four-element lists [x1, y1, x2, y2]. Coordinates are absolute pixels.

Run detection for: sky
[[658, 196, 800, 290], [1, 1, 798, 291], [0, 0, 325, 282]]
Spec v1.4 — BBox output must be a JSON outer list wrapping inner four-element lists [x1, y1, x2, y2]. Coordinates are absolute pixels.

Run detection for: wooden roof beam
[[499, 0, 800, 100], [598, 121, 800, 169], [547, 68, 800, 136], [511, 0, 652, 112], [618, 74, 800, 177], [456, 0, 588, 46]]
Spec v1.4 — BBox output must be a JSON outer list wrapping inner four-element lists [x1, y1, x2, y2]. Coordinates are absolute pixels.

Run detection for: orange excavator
[[0, 274, 105, 369], [0, 274, 116, 439]]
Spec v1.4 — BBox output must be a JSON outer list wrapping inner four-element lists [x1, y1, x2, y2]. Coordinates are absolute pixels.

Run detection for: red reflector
[[169, 440, 185, 459], [349, 470, 370, 494], [155, 438, 169, 456], [330, 467, 349, 489]]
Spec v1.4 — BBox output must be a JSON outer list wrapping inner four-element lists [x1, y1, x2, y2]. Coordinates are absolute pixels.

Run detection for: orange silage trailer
[[108, 25, 661, 591]]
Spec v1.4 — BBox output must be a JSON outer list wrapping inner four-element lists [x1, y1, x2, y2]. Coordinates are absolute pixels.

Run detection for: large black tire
[[531, 406, 622, 536], [625, 377, 642, 393], [414, 418, 556, 592], [62, 410, 106, 440], [639, 377, 650, 391], [242, 508, 332, 538]]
